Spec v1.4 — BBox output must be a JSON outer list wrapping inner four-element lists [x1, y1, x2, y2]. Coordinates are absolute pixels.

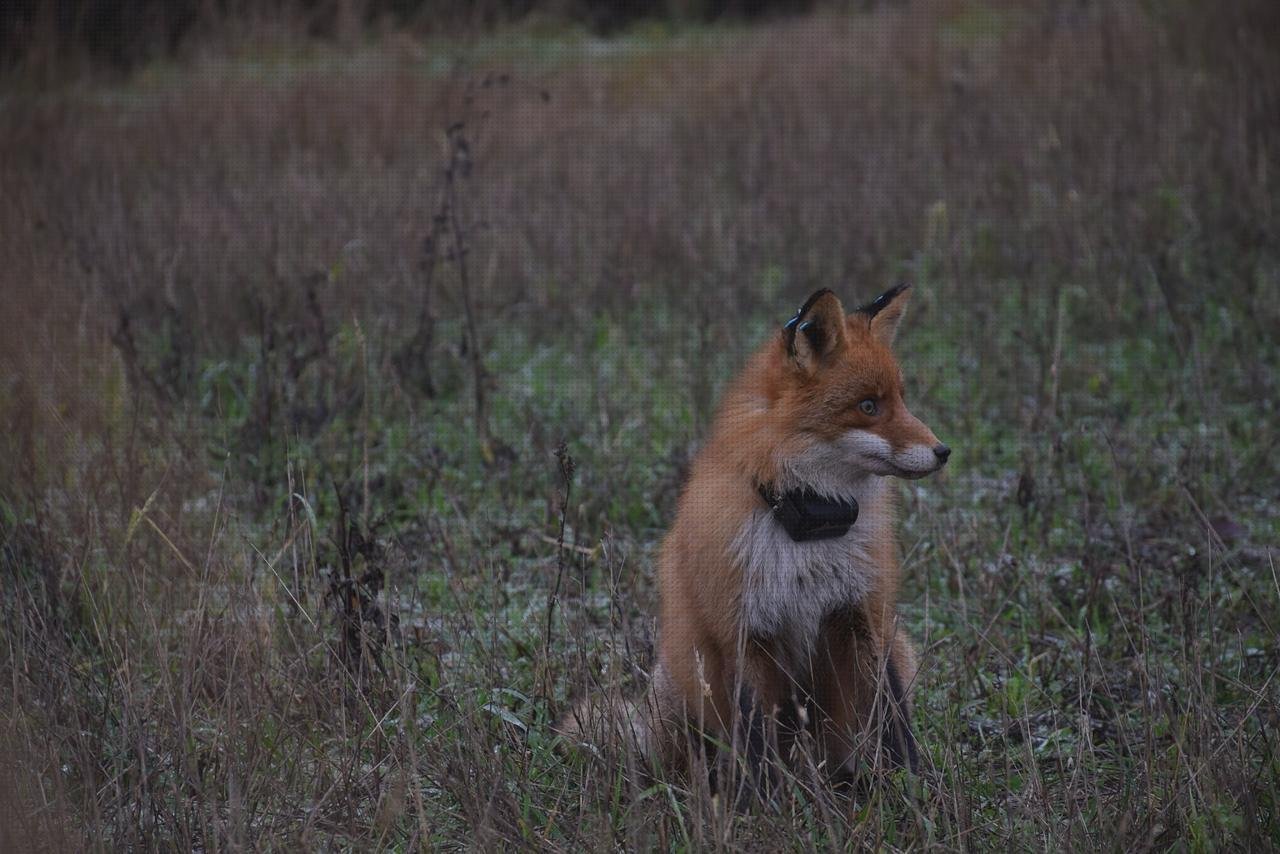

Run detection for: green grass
[[11, 286, 1274, 848]]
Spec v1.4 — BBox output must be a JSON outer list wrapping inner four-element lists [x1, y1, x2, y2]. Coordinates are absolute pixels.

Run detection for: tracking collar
[[757, 483, 859, 542]]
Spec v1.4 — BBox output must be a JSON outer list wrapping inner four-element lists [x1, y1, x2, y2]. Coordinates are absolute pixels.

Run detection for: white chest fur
[[731, 474, 890, 658]]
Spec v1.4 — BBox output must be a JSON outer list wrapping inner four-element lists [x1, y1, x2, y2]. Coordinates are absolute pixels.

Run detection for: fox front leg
[[879, 653, 919, 773]]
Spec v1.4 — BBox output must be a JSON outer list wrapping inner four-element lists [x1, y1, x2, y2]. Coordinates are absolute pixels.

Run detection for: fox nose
[[933, 444, 951, 464]]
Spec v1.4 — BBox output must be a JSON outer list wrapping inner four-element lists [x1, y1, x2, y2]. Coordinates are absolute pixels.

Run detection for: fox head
[[772, 286, 949, 482]]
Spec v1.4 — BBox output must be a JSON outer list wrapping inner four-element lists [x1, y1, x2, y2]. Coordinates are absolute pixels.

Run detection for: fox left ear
[[783, 288, 848, 372], [856, 283, 911, 346]]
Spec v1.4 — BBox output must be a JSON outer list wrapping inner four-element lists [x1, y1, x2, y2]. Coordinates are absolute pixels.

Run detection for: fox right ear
[[783, 289, 848, 372], [856, 283, 911, 346]]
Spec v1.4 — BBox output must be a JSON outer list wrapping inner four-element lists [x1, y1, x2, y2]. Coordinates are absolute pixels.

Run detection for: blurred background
[[2, 0, 1278, 849]]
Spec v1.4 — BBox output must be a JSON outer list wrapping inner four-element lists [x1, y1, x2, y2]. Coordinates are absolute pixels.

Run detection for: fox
[[558, 285, 949, 795]]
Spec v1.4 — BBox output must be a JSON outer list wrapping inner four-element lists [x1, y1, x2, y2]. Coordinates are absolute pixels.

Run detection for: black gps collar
[[757, 484, 859, 542]]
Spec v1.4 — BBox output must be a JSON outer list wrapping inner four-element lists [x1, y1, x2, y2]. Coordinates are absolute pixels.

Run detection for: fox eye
[[858, 398, 879, 416]]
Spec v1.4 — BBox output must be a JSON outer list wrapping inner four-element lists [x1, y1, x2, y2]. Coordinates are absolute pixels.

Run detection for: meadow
[[2, 1, 1279, 849]]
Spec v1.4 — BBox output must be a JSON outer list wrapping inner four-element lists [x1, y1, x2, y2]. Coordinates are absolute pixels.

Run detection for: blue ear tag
[[783, 288, 836, 357], [783, 314, 802, 356]]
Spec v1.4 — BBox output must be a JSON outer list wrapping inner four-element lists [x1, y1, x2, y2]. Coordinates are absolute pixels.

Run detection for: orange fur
[[559, 287, 946, 781]]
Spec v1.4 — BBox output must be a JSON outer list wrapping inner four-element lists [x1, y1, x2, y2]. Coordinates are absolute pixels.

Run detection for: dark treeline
[[1, 0, 822, 73]]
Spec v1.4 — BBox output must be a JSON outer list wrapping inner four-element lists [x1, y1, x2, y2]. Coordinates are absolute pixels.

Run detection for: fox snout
[[887, 440, 951, 479], [883, 409, 950, 479]]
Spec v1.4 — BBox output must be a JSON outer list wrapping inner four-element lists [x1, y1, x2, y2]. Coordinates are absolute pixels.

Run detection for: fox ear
[[856, 283, 911, 346], [783, 289, 848, 371]]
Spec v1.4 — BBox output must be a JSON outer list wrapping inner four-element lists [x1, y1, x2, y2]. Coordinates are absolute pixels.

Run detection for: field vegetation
[[2, 0, 1279, 848]]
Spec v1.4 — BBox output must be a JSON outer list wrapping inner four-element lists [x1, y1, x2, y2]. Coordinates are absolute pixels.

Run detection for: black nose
[[933, 444, 951, 463]]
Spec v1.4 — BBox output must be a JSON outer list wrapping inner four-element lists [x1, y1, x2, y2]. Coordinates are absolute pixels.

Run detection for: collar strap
[[757, 483, 859, 542]]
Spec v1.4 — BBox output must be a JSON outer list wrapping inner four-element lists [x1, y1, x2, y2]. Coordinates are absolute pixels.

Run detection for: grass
[[2, 0, 1279, 849]]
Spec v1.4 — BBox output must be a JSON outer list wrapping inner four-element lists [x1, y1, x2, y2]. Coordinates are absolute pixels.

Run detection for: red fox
[[560, 286, 948, 792]]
